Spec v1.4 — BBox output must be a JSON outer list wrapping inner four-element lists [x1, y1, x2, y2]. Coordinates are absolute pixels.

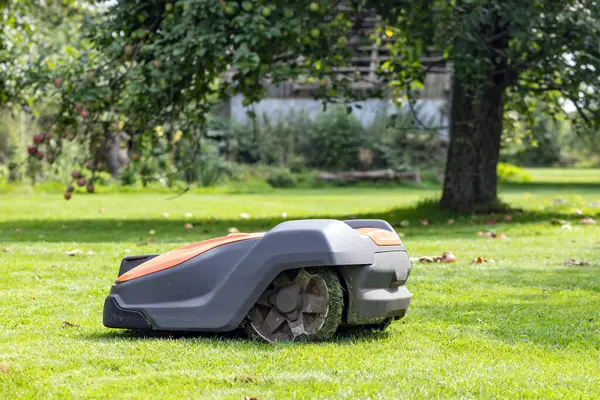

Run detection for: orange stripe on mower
[[354, 227, 402, 246], [117, 232, 265, 283]]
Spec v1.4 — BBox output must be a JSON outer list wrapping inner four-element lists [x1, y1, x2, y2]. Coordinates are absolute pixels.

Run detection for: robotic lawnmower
[[103, 219, 412, 343]]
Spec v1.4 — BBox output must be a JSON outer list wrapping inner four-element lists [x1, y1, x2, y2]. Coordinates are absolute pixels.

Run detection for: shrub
[[174, 136, 224, 187], [223, 179, 274, 194], [230, 110, 311, 166], [205, 106, 449, 175], [302, 106, 365, 170], [194, 144, 223, 187], [497, 162, 531, 183], [266, 168, 297, 188], [119, 165, 138, 186], [287, 155, 306, 173], [501, 112, 566, 167], [368, 108, 443, 172]]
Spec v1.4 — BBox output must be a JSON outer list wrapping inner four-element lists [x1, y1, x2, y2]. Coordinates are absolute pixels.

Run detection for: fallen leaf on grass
[[472, 256, 495, 264], [419, 219, 430, 226], [411, 251, 456, 264], [447, 219, 455, 225], [476, 231, 508, 239], [65, 249, 83, 256], [564, 259, 591, 266], [136, 237, 156, 246], [0, 364, 12, 375], [580, 217, 596, 225], [552, 197, 568, 206], [15, 228, 22, 233], [62, 321, 79, 328], [184, 223, 193, 231], [503, 215, 513, 222], [440, 251, 456, 263]]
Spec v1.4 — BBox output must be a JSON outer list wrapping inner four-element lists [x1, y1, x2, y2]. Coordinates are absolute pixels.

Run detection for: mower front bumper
[[338, 250, 412, 325]]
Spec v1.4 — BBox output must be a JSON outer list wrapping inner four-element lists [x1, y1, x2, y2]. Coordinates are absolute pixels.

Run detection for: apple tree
[[33, 0, 364, 196]]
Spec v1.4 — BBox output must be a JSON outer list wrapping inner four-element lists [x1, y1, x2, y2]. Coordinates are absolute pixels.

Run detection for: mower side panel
[[105, 219, 383, 332]]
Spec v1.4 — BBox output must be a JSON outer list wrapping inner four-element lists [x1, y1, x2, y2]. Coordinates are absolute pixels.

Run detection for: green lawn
[[1, 169, 599, 399], [524, 167, 600, 184]]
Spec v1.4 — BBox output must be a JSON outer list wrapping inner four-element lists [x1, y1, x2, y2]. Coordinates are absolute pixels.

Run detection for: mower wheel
[[243, 267, 343, 343]]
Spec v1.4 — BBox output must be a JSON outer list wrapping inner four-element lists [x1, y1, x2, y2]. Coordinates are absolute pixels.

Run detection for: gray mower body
[[103, 219, 412, 332]]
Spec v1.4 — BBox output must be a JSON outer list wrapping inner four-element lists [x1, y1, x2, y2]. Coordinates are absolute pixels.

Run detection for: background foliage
[[0, 0, 598, 204]]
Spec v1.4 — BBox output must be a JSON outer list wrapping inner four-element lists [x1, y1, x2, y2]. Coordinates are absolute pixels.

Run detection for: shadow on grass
[[84, 328, 247, 342], [501, 182, 600, 191], [84, 325, 391, 345], [0, 201, 594, 244]]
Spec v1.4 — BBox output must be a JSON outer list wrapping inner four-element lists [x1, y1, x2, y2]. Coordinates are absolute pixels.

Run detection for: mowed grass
[[524, 167, 600, 184], [0, 169, 599, 399]]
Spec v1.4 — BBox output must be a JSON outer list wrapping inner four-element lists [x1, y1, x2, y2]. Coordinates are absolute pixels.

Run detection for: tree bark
[[105, 132, 129, 179], [440, 11, 510, 213], [440, 74, 506, 212], [95, 131, 129, 179]]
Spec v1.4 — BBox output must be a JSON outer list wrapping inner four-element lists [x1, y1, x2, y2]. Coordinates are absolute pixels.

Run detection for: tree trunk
[[95, 131, 129, 180], [440, 74, 506, 212]]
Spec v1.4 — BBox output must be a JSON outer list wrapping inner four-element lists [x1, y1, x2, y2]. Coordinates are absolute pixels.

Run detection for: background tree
[[34, 0, 600, 211], [1, 0, 94, 180], [373, 0, 600, 211]]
